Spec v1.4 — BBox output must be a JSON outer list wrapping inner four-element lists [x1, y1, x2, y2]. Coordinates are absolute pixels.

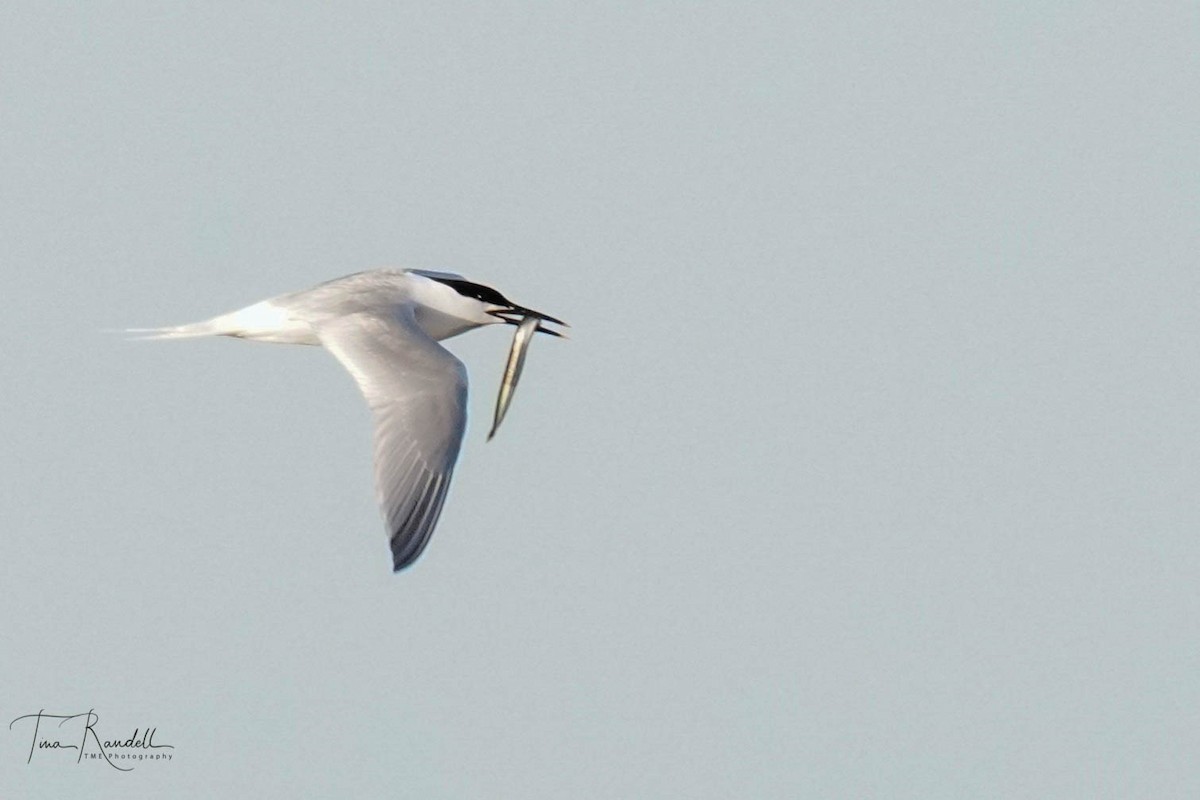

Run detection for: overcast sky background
[[2, 2, 1197, 798]]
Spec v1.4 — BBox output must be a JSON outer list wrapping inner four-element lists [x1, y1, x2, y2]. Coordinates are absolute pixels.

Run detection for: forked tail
[[125, 300, 318, 344], [125, 320, 225, 340]]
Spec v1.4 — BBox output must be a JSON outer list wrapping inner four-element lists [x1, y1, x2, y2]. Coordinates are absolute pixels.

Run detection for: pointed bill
[[488, 314, 541, 441]]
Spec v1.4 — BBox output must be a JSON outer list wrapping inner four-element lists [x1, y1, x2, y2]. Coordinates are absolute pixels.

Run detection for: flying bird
[[131, 269, 565, 571]]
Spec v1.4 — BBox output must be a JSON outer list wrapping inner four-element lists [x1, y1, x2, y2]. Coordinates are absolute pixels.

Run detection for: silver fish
[[488, 313, 542, 440]]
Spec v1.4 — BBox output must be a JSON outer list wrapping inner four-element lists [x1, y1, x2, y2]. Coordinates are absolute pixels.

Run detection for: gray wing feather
[[406, 268, 465, 281], [316, 310, 468, 571]]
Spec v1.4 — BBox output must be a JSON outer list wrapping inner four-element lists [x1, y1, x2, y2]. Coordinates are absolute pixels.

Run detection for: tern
[[132, 269, 566, 572]]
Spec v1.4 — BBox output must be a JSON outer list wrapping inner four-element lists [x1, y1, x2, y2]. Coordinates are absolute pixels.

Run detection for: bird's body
[[133, 269, 564, 572]]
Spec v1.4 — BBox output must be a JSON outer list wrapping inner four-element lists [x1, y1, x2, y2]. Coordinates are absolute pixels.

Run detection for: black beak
[[488, 306, 568, 337]]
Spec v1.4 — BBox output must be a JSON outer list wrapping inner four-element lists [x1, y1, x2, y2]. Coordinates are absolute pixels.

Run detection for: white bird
[[131, 269, 565, 572]]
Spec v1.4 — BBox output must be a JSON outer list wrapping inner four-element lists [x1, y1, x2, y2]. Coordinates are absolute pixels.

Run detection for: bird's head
[[419, 273, 567, 338]]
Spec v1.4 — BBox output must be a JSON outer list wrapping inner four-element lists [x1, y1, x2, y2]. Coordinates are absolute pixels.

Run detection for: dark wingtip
[[391, 538, 423, 572]]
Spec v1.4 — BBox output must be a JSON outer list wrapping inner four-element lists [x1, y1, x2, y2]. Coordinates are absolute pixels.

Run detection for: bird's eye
[[430, 277, 510, 307]]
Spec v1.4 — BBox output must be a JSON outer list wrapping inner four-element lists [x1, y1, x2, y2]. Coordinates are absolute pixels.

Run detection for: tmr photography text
[[9, 710, 174, 772]]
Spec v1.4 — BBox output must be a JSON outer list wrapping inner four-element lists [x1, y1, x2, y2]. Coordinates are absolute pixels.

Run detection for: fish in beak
[[486, 307, 567, 440]]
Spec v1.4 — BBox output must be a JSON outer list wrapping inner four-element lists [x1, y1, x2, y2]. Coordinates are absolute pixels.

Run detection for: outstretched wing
[[316, 310, 468, 571]]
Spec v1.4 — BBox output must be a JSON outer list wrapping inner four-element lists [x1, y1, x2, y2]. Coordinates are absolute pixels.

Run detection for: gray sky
[[2, 2, 1197, 797]]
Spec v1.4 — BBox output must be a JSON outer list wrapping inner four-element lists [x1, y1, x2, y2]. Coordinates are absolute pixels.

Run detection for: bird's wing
[[406, 268, 465, 281], [315, 310, 468, 572]]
